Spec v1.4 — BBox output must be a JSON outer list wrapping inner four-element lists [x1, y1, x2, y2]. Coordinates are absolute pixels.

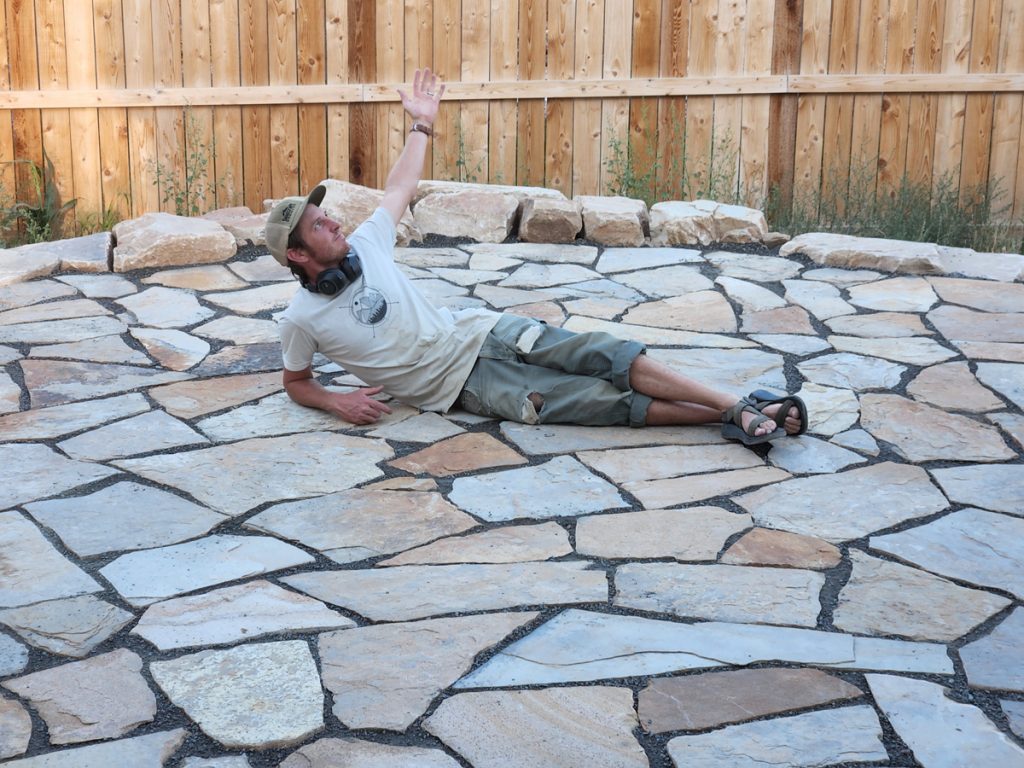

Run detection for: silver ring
[[425, 91, 434, 97]]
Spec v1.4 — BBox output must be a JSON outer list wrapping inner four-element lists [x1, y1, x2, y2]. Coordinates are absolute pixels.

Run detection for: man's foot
[[747, 390, 808, 436], [721, 397, 785, 445], [757, 401, 802, 435]]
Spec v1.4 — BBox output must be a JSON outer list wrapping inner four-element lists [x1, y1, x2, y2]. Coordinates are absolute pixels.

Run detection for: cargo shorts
[[457, 315, 652, 427]]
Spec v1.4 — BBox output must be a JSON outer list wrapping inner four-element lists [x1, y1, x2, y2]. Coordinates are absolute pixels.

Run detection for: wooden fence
[[1, 0, 1023, 227]]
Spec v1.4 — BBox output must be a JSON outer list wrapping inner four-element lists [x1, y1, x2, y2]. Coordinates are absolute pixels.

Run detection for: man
[[268, 68, 805, 444]]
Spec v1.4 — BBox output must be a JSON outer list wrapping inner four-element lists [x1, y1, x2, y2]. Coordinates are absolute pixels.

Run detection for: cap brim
[[268, 184, 328, 266]]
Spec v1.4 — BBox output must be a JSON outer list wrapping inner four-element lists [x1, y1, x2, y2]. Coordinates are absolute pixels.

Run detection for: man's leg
[[628, 354, 802, 434]]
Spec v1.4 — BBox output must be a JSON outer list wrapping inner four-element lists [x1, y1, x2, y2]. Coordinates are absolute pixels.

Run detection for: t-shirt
[[278, 207, 500, 412]]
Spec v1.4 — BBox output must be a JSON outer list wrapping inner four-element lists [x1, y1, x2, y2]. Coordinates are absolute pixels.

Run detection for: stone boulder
[[576, 196, 648, 247], [307, 179, 420, 246], [780, 233, 945, 274], [413, 190, 520, 243], [519, 198, 582, 243], [650, 200, 767, 246], [0, 232, 113, 285], [202, 206, 268, 246], [414, 180, 566, 205], [112, 214, 236, 272]]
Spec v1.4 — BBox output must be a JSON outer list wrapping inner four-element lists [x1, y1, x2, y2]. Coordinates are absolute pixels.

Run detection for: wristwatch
[[410, 122, 434, 137]]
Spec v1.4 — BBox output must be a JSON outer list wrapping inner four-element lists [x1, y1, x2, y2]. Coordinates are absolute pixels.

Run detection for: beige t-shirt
[[278, 208, 500, 412]]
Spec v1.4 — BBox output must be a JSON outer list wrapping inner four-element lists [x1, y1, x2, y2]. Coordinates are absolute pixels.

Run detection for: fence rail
[[2, 0, 1023, 225]]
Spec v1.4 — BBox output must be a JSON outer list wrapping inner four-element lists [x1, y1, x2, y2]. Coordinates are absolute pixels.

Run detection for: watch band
[[410, 122, 434, 137]]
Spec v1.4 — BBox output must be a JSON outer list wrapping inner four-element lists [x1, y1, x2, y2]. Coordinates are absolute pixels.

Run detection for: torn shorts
[[457, 314, 652, 427]]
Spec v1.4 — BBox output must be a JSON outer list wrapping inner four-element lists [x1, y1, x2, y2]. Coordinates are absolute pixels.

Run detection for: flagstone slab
[[192, 316, 279, 344], [280, 738, 459, 768], [2, 649, 155, 744], [649, 347, 786, 393], [578, 443, 763, 484], [101, 535, 314, 607], [860, 393, 1015, 462], [24, 481, 227, 557], [117, 432, 391, 516], [179, 756, 252, 768], [0, 371, 19, 413], [148, 371, 281, 418], [143, 265, 248, 291], [150, 640, 323, 749], [466, 242, 597, 263], [283, 561, 608, 622], [133, 579, 354, 651], [748, 333, 832, 355], [388, 432, 527, 476], [639, 668, 864, 733], [705, 251, 803, 282], [0, 315, 127, 344], [0, 298, 110, 326], [953, 340, 1024, 362], [625, 466, 792, 508], [1005, 700, 1024, 739], [615, 562, 824, 626], [928, 275, 1024, 313], [871, 508, 1024, 600], [0, 443, 119, 510], [424, 687, 647, 768], [0, 344, 20, 364], [0, 693, 31, 759], [395, 246, 470, 268], [500, 421, 723, 454], [867, 674, 1024, 766], [931, 464, 1024, 516], [380, 522, 571, 565], [959, 608, 1024, 692], [504, 299, 566, 325], [736, 462, 949, 542], [766, 434, 867, 474], [449, 456, 625, 521], [368, 411, 465, 442], [666, 705, 886, 768], [597, 247, 701, 273], [740, 305, 818, 335], [908, 361, 1005, 411], [798, 382, 861, 435], [28, 334, 152, 365], [0, 633, 28, 676], [715, 276, 788, 311], [190, 341, 283, 376], [427, 266, 506, 286], [0, 729, 187, 768], [828, 335, 958, 365], [780, 233, 944, 273], [245, 489, 476, 564], [115, 287, 215, 328], [975, 362, 1024, 409], [799, 352, 906, 391], [475, 283, 573, 308], [57, 410, 209, 461], [0, 280, 76, 310], [469, 252, 520, 271], [938, 248, 1024, 281], [497, 263, 600, 288], [203, 282, 298, 314], [928, 305, 1024, 343], [622, 291, 737, 332], [847, 276, 938, 312], [782, 278, 856, 319], [563, 314, 755, 347], [990, 412, 1024, 448], [56, 273, 136, 298], [319, 612, 536, 731], [614, 266, 714, 297], [576, 507, 751, 561], [825, 311, 931, 337], [20, 359, 190, 407], [0, 596, 133, 657], [229, 253, 292, 282], [128, 327, 209, 370], [722, 527, 842, 569], [834, 550, 1010, 641]]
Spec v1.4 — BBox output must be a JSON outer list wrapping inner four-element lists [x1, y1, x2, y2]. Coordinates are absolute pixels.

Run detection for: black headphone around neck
[[307, 254, 363, 295]]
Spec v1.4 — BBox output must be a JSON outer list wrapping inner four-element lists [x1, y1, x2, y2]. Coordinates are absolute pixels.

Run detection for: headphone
[[307, 254, 363, 295]]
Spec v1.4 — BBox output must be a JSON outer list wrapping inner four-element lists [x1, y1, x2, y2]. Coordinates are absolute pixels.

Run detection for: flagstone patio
[[1, 233, 1023, 767]]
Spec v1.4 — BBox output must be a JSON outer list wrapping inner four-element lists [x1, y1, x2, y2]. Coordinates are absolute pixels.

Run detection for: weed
[[152, 106, 225, 217], [0, 152, 77, 246], [452, 114, 486, 184], [75, 198, 126, 236]]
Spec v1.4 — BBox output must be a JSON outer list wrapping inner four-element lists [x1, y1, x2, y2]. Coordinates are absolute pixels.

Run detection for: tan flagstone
[[0, 279, 76, 310], [368, 410, 466, 442], [625, 467, 791, 508], [650, 347, 786, 393], [622, 291, 737, 332], [953, 340, 1024, 362], [927, 275, 1024, 313], [280, 738, 459, 768], [129, 327, 210, 370], [364, 476, 439, 491], [749, 333, 832, 355], [475, 284, 574, 308], [192, 316, 279, 344], [975, 362, 1024, 410], [0, 596, 133, 657], [715, 275, 788, 311], [960, 608, 1024, 692], [930, 463, 1024, 516], [928, 305, 1024, 343], [576, 507, 751, 561], [826, 311, 931, 337], [577, 443, 763, 484], [740, 306, 816, 334], [564, 314, 755, 347], [721, 527, 842, 569], [20, 359, 191, 407], [504, 300, 566, 325], [388, 432, 527, 476], [0, 694, 31, 760], [57, 410, 209, 461], [395, 246, 470, 268], [782, 278, 856, 319], [149, 371, 282, 419], [907, 361, 1005, 411], [499, 262, 602, 288], [0, 729, 186, 767], [0, 315, 127, 344], [614, 266, 714, 298], [142, 264, 248, 291], [798, 382, 861, 435], [191, 342, 282, 376], [0, 392, 150, 441], [204, 282, 298, 314], [802, 267, 883, 285], [116, 287, 215, 328], [501, 421, 724, 454], [561, 296, 635, 319], [989, 411, 1024, 449], [380, 522, 571, 565], [229, 253, 292, 281], [56, 273, 136, 298], [28, 335, 153, 365], [0, 445, 118, 511], [0, 248, 60, 287], [705, 251, 803, 281], [0, 371, 19, 413], [828, 335, 958, 365], [0, 298, 109, 326], [847, 276, 938, 311], [597, 246, 701, 273]]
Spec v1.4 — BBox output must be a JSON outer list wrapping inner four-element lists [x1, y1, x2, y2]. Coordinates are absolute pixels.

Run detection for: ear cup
[[308, 255, 363, 295]]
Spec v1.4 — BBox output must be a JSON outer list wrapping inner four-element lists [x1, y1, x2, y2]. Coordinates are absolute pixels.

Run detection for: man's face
[[290, 204, 351, 271]]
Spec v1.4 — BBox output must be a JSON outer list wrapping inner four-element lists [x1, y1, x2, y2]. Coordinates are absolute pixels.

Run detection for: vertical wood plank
[[655, 0, 688, 200], [767, 0, 802, 212], [877, 0, 917, 200], [793, 0, 831, 210], [545, 0, 575, 194], [960, 0, 1001, 199], [182, 0, 216, 213], [0, 0, 16, 202], [269, 0, 299, 199], [685, 0, 716, 196], [932, 0, 972, 194], [849, 0, 889, 198], [325, 0, 349, 182], [297, 0, 326, 192], [151, 0, 184, 213], [571, 0, 603, 195], [348, 0, 375, 186], [461, 0, 490, 183], [36, 0, 75, 226], [63, 0, 103, 224], [241, 0, 271, 211], [431, 0, 460, 180], [991, 1, 1024, 218], [406, 0, 433, 176], [517, 0, 546, 187], [209, 0, 244, 207], [123, 0, 158, 214], [488, 0, 517, 185], [906, 0, 944, 188], [376, 0, 404, 187], [711, 0, 743, 201], [599, 0, 631, 193], [741, 0, 773, 205], [626, 0, 659, 201], [94, 0, 131, 218], [820, 0, 859, 212]]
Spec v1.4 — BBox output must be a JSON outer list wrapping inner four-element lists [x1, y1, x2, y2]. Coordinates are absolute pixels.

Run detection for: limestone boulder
[[0, 233, 111, 285], [414, 179, 566, 204], [519, 198, 582, 243], [414, 190, 520, 243], [314, 178, 420, 245], [112, 213, 237, 272], [650, 200, 768, 246], [780, 233, 945, 273], [577, 196, 648, 246], [202, 206, 268, 245]]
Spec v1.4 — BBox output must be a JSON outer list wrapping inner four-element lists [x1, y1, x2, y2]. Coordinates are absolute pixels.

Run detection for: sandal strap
[[723, 397, 773, 436]]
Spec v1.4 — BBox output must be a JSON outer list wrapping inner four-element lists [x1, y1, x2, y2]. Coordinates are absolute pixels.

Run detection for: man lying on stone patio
[[268, 68, 806, 445]]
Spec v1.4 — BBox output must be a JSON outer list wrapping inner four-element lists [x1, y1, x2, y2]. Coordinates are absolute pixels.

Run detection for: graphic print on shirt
[[344, 283, 398, 334]]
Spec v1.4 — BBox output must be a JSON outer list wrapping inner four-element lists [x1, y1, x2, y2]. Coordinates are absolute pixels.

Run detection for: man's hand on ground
[[327, 386, 393, 425]]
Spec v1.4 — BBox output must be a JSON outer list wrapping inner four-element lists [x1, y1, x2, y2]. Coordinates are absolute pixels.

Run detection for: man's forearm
[[384, 129, 430, 200]]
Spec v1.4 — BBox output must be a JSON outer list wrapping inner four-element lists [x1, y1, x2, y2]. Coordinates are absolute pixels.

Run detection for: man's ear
[[285, 246, 309, 265]]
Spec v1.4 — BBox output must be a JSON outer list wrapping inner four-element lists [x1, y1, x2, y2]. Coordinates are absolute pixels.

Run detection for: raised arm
[[380, 68, 445, 226]]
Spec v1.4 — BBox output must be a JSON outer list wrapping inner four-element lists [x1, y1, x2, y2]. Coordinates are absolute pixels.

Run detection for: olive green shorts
[[457, 315, 652, 427]]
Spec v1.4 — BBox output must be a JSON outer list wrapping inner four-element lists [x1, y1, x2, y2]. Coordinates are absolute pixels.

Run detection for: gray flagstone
[[0, 633, 29, 677], [0, 444, 118, 510], [975, 362, 1024, 410], [798, 352, 905, 390], [959, 608, 1024, 693], [0, 729, 186, 768], [28, 334, 153, 365], [500, 421, 723, 454], [577, 443, 763, 483], [20, 359, 190, 407], [116, 286, 214, 328], [280, 738, 459, 768], [576, 507, 751, 561], [0, 315, 127, 344], [828, 334, 959, 365], [379, 521, 571, 565], [0, 693, 31, 759], [0, 391, 148, 441], [0, 596, 133, 657], [931, 464, 1024, 516], [56, 410, 210, 461]]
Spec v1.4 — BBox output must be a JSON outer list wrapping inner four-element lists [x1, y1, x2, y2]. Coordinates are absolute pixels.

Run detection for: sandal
[[721, 396, 785, 445], [748, 389, 808, 436]]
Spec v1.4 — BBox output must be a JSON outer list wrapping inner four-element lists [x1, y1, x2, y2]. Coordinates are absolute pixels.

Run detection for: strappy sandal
[[721, 396, 785, 445], [747, 389, 808, 436]]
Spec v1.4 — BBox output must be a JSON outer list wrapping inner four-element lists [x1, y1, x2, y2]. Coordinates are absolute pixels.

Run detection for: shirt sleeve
[[348, 207, 398, 262], [279, 315, 318, 372]]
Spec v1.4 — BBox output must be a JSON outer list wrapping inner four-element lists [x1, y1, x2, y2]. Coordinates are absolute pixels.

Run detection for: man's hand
[[396, 67, 444, 125], [325, 386, 393, 426]]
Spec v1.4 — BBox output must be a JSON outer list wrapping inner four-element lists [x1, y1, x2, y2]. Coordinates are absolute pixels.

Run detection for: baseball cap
[[265, 184, 327, 265]]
